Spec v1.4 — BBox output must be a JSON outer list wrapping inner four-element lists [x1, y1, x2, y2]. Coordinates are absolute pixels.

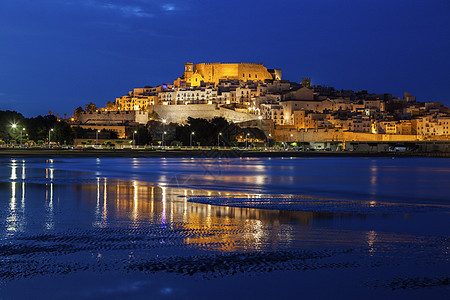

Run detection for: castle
[[174, 62, 282, 87]]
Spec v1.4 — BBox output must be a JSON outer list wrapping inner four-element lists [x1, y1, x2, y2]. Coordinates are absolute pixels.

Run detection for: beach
[[0, 157, 448, 299]]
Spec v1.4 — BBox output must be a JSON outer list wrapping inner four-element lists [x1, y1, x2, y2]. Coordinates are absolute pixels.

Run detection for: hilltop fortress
[[174, 62, 282, 87]]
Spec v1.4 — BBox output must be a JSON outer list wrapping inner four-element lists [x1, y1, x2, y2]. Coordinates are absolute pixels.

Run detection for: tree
[[128, 125, 151, 145], [105, 101, 116, 111], [85, 102, 97, 113], [25, 115, 58, 142], [52, 121, 75, 145], [74, 106, 84, 120], [0, 110, 26, 141], [148, 111, 160, 121]]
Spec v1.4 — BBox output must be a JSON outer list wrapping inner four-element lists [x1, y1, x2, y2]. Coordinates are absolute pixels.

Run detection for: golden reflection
[[72, 180, 340, 252], [133, 180, 138, 221], [161, 185, 166, 225], [103, 178, 107, 223], [369, 160, 378, 197], [366, 230, 378, 255]]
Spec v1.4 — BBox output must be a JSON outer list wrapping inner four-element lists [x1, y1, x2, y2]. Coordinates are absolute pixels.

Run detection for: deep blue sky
[[1, 0, 449, 117]]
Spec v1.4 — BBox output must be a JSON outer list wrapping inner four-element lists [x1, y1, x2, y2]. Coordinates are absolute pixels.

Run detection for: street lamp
[[132, 131, 137, 148], [217, 132, 222, 148], [48, 128, 54, 148], [267, 133, 272, 149], [190, 132, 195, 148]]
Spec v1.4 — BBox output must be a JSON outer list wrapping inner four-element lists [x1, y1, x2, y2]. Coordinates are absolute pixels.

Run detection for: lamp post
[[162, 119, 167, 148], [132, 130, 137, 148], [48, 128, 53, 148], [267, 133, 271, 149], [11, 124, 17, 147], [190, 132, 195, 148], [21, 128, 25, 146], [96, 130, 100, 146], [246, 133, 250, 149], [217, 132, 222, 148]]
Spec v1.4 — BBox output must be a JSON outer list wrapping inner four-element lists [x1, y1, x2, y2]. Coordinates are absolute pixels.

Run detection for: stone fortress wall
[[152, 104, 260, 124], [80, 111, 148, 125], [273, 127, 450, 143], [184, 62, 276, 85]]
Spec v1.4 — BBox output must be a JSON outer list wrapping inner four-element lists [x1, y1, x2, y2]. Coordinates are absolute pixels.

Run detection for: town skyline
[[1, 0, 449, 117]]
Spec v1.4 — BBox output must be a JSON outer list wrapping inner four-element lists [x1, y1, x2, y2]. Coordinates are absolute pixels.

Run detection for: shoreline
[[0, 148, 448, 158]]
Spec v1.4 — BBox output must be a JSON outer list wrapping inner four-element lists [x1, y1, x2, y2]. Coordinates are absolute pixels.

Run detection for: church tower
[[184, 63, 194, 78]]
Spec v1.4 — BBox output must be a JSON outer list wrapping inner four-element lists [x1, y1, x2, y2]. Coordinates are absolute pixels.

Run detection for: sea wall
[[273, 128, 450, 143]]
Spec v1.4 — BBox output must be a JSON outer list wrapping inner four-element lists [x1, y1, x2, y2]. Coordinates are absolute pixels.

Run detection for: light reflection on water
[[0, 158, 448, 253]]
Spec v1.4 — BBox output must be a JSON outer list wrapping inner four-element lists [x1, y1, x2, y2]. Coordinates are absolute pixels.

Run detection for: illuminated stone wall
[[152, 104, 260, 124], [79, 111, 148, 125], [181, 62, 276, 86], [273, 128, 450, 142]]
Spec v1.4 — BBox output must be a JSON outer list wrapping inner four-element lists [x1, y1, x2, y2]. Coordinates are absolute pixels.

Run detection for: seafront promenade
[[0, 148, 448, 158]]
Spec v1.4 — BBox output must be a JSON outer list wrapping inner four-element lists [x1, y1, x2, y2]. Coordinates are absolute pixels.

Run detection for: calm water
[[0, 157, 449, 299]]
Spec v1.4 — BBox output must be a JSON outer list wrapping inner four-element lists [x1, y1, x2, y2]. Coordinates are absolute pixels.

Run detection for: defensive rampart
[[152, 105, 260, 124]]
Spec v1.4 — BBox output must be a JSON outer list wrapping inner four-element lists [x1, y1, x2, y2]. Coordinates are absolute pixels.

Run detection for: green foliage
[[170, 140, 182, 146], [74, 106, 84, 120], [84, 102, 97, 113], [0, 110, 26, 141], [128, 125, 151, 145], [173, 117, 265, 146]]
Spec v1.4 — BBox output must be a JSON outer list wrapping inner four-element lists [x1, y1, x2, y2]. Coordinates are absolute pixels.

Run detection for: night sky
[[1, 0, 449, 117]]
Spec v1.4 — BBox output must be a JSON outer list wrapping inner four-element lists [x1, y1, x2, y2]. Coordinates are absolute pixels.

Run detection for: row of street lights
[[11, 124, 55, 147]]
